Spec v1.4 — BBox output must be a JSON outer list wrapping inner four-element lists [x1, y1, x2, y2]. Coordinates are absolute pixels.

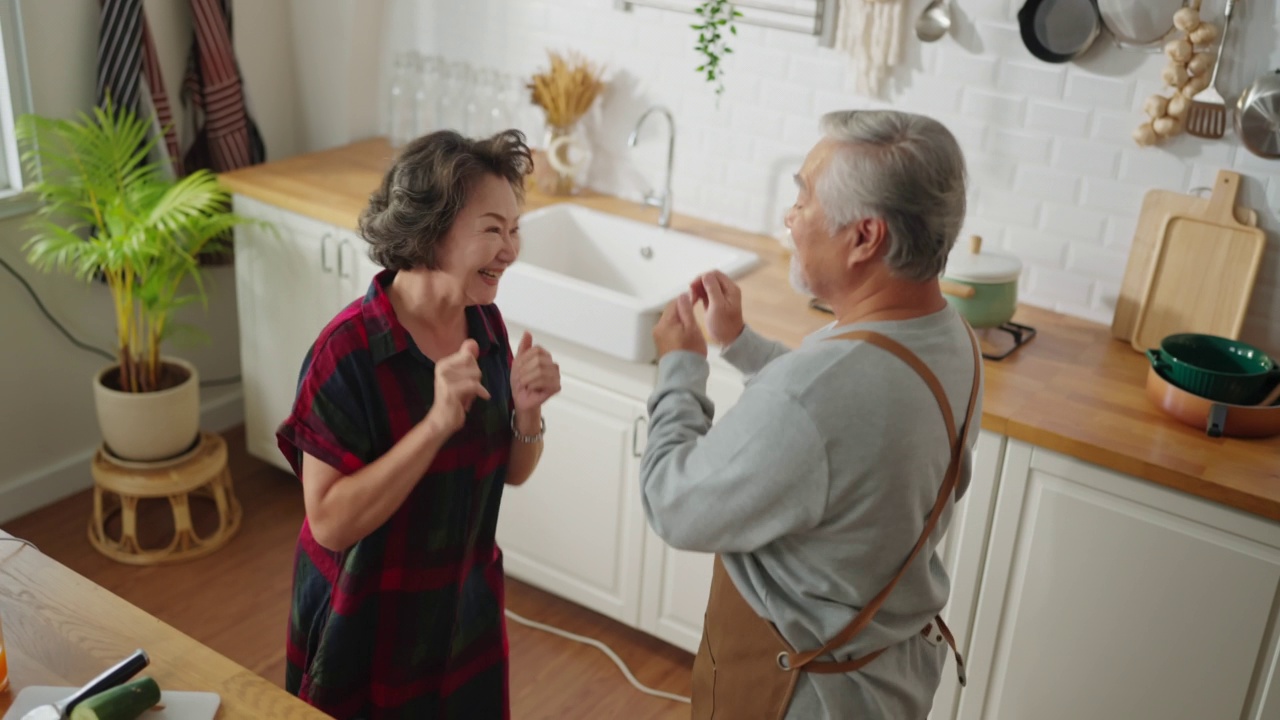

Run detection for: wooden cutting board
[[1129, 171, 1267, 352], [2, 687, 220, 720], [1112, 187, 1257, 342]]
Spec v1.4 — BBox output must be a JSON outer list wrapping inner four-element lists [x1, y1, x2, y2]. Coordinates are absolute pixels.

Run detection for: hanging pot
[[1096, 0, 1183, 49], [1018, 0, 1103, 63], [1236, 70, 1280, 159], [940, 236, 1023, 329]]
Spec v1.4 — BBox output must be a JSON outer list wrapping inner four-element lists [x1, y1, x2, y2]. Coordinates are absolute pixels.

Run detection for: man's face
[[784, 139, 838, 296]]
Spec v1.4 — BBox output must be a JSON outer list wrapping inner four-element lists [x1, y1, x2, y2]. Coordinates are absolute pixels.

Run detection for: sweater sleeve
[[639, 351, 829, 553], [718, 325, 792, 378]]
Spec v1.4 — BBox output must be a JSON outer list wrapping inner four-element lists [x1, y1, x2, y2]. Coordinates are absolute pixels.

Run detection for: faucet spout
[[629, 105, 676, 228]]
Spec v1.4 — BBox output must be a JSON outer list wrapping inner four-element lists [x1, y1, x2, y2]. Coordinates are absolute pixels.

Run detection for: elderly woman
[[277, 130, 561, 719]]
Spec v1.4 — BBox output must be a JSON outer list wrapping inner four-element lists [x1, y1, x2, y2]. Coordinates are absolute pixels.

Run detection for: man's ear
[[842, 216, 888, 269]]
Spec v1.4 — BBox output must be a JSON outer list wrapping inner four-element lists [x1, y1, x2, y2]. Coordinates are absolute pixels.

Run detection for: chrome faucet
[[627, 106, 675, 229]]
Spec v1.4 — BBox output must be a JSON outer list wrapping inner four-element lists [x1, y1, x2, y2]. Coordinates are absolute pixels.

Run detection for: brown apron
[[691, 328, 981, 720]]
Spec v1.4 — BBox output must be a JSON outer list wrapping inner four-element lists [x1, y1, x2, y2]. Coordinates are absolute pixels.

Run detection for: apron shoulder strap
[[786, 324, 982, 672]]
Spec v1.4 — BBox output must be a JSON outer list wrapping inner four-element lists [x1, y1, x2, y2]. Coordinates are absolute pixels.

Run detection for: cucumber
[[69, 676, 162, 720]]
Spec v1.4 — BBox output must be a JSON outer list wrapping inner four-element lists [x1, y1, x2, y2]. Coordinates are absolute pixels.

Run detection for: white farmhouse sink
[[495, 204, 760, 363]]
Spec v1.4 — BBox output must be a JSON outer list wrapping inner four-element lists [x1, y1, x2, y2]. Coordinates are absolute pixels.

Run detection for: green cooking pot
[[1145, 333, 1280, 404], [940, 236, 1022, 329]]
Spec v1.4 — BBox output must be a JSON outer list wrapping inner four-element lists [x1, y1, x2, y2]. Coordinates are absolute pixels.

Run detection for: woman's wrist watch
[[511, 410, 545, 443]]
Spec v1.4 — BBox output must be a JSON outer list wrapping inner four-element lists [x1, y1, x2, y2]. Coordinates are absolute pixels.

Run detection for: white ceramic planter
[[93, 357, 200, 462]]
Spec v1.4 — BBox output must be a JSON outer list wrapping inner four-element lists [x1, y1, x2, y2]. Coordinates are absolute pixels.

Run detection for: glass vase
[[536, 123, 592, 196]]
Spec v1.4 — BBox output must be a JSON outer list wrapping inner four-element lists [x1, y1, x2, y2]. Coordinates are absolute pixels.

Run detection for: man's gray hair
[[816, 110, 967, 282]]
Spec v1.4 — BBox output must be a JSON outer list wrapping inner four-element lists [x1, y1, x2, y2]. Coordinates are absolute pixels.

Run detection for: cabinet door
[[497, 374, 649, 625], [930, 430, 1006, 720], [958, 442, 1280, 720], [637, 360, 744, 653], [233, 197, 342, 472]]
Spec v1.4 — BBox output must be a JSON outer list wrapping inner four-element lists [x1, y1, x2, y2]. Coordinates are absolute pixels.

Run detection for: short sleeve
[[276, 339, 373, 480]]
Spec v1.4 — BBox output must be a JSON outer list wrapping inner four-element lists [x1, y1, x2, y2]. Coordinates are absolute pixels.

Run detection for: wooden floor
[[4, 426, 694, 719]]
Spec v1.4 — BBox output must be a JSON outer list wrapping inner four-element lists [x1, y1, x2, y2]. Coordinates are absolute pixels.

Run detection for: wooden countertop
[[0, 533, 326, 719], [219, 138, 1280, 521]]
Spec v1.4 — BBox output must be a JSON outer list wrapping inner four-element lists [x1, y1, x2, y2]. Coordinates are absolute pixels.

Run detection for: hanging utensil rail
[[613, 0, 838, 47]]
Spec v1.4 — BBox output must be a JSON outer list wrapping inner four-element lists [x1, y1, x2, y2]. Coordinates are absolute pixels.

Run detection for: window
[[0, 0, 34, 215]]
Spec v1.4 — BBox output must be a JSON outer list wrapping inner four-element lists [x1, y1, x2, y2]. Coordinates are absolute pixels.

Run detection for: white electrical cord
[[504, 609, 692, 705]]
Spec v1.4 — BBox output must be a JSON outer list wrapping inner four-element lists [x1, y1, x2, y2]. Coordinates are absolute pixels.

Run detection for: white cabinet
[[233, 196, 375, 472], [496, 374, 650, 625], [931, 429, 1007, 720], [956, 441, 1280, 720], [636, 357, 746, 652]]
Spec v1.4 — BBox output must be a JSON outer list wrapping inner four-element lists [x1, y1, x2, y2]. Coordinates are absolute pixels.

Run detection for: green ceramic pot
[[1145, 333, 1280, 404], [940, 236, 1022, 329]]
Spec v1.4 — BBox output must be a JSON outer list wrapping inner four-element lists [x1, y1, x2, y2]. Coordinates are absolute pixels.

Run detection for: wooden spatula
[[1185, 0, 1238, 139]]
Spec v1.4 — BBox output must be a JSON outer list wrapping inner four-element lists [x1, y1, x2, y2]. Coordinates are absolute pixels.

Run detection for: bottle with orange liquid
[[0, 611, 8, 693]]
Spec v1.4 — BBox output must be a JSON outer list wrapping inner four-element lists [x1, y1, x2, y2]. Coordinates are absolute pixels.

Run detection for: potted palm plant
[[17, 102, 254, 462]]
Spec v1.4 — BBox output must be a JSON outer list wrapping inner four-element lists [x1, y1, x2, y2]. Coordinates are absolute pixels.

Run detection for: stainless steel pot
[[1237, 70, 1280, 159]]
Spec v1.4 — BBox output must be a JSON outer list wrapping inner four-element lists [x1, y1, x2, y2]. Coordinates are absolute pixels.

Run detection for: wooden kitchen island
[[0, 531, 328, 719]]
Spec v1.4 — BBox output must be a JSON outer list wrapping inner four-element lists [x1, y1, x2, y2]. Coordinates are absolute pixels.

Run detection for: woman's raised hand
[[427, 340, 491, 434]]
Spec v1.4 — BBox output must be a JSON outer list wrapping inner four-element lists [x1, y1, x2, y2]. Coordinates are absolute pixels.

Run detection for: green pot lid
[[943, 235, 1022, 284]]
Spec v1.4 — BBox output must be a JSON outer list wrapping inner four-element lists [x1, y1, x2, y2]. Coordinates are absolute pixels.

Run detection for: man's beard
[[789, 253, 813, 296]]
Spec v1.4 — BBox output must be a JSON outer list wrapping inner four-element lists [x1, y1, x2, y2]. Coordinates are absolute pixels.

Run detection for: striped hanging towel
[[95, 0, 183, 177], [835, 0, 906, 97], [181, 0, 266, 173]]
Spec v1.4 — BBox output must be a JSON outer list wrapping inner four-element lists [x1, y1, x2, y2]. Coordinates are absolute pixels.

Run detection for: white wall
[[0, 0, 304, 524], [415, 0, 1280, 356]]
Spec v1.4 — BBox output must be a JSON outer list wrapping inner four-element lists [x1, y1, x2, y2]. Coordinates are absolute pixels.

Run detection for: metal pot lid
[[1097, 0, 1182, 46], [943, 236, 1023, 284], [1237, 70, 1280, 159]]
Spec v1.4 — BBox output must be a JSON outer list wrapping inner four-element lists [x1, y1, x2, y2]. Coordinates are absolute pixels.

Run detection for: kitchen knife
[[20, 649, 150, 720]]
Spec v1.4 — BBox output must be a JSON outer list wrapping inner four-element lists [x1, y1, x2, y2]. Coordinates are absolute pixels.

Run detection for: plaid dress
[[278, 270, 514, 719]]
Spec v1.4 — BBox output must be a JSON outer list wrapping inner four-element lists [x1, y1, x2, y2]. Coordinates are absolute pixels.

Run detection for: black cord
[[1, 255, 242, 388]]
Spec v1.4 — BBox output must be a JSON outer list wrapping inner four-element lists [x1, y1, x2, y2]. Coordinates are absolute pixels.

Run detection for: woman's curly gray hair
[[359, 129, 533, 271]]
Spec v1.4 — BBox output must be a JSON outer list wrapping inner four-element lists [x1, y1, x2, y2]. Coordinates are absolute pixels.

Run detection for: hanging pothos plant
[[692, 0, 743, 99]]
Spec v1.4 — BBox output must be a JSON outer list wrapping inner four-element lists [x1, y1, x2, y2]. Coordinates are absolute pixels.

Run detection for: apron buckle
[[776, 651, 792, 671]]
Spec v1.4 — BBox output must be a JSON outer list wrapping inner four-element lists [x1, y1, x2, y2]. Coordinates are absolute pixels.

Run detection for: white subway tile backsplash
[[998, 62, 1067, 101], [978, 188, 1041, 226], [1041, 202, 1109, 243], [1025, 101, 1090, 138], [1004, 229, 1068, 267], [734, 46, 793, 83], [1013, 166, 1081, 203], [961, 89, 1026, 128], [1027, 267, 1095, 306], [983, 128, 1052, 163], [1065, 73, 1136, 112], [935, 47, 999, 85], [1118, 149, 1192, 189], [418, 0, 1280, 343], [1053, 138, 1120, 177], [788, 55, 846, 90], [1081, 178, 1148, 215], [1091, 111, 1142, 145], [1066, 245, 1129, 283], [1103, 215, 1141, 250]]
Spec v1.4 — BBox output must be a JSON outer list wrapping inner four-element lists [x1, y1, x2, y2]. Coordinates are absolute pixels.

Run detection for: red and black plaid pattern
[[278, 271, 515, 719]]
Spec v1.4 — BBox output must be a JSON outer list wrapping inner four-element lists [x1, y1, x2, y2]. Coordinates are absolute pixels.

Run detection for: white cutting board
[[3, 686, 220, 720]]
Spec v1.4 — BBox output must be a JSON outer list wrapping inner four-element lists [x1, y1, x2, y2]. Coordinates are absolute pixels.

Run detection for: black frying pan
[[1018, 0, 1103, 63]]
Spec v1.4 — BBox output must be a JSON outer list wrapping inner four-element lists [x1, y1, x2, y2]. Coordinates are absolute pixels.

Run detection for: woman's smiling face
[[433, 173, 522, 306]]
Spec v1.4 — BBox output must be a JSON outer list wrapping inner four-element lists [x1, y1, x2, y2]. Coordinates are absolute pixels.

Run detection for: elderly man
[[641, 109, 983, 719]]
